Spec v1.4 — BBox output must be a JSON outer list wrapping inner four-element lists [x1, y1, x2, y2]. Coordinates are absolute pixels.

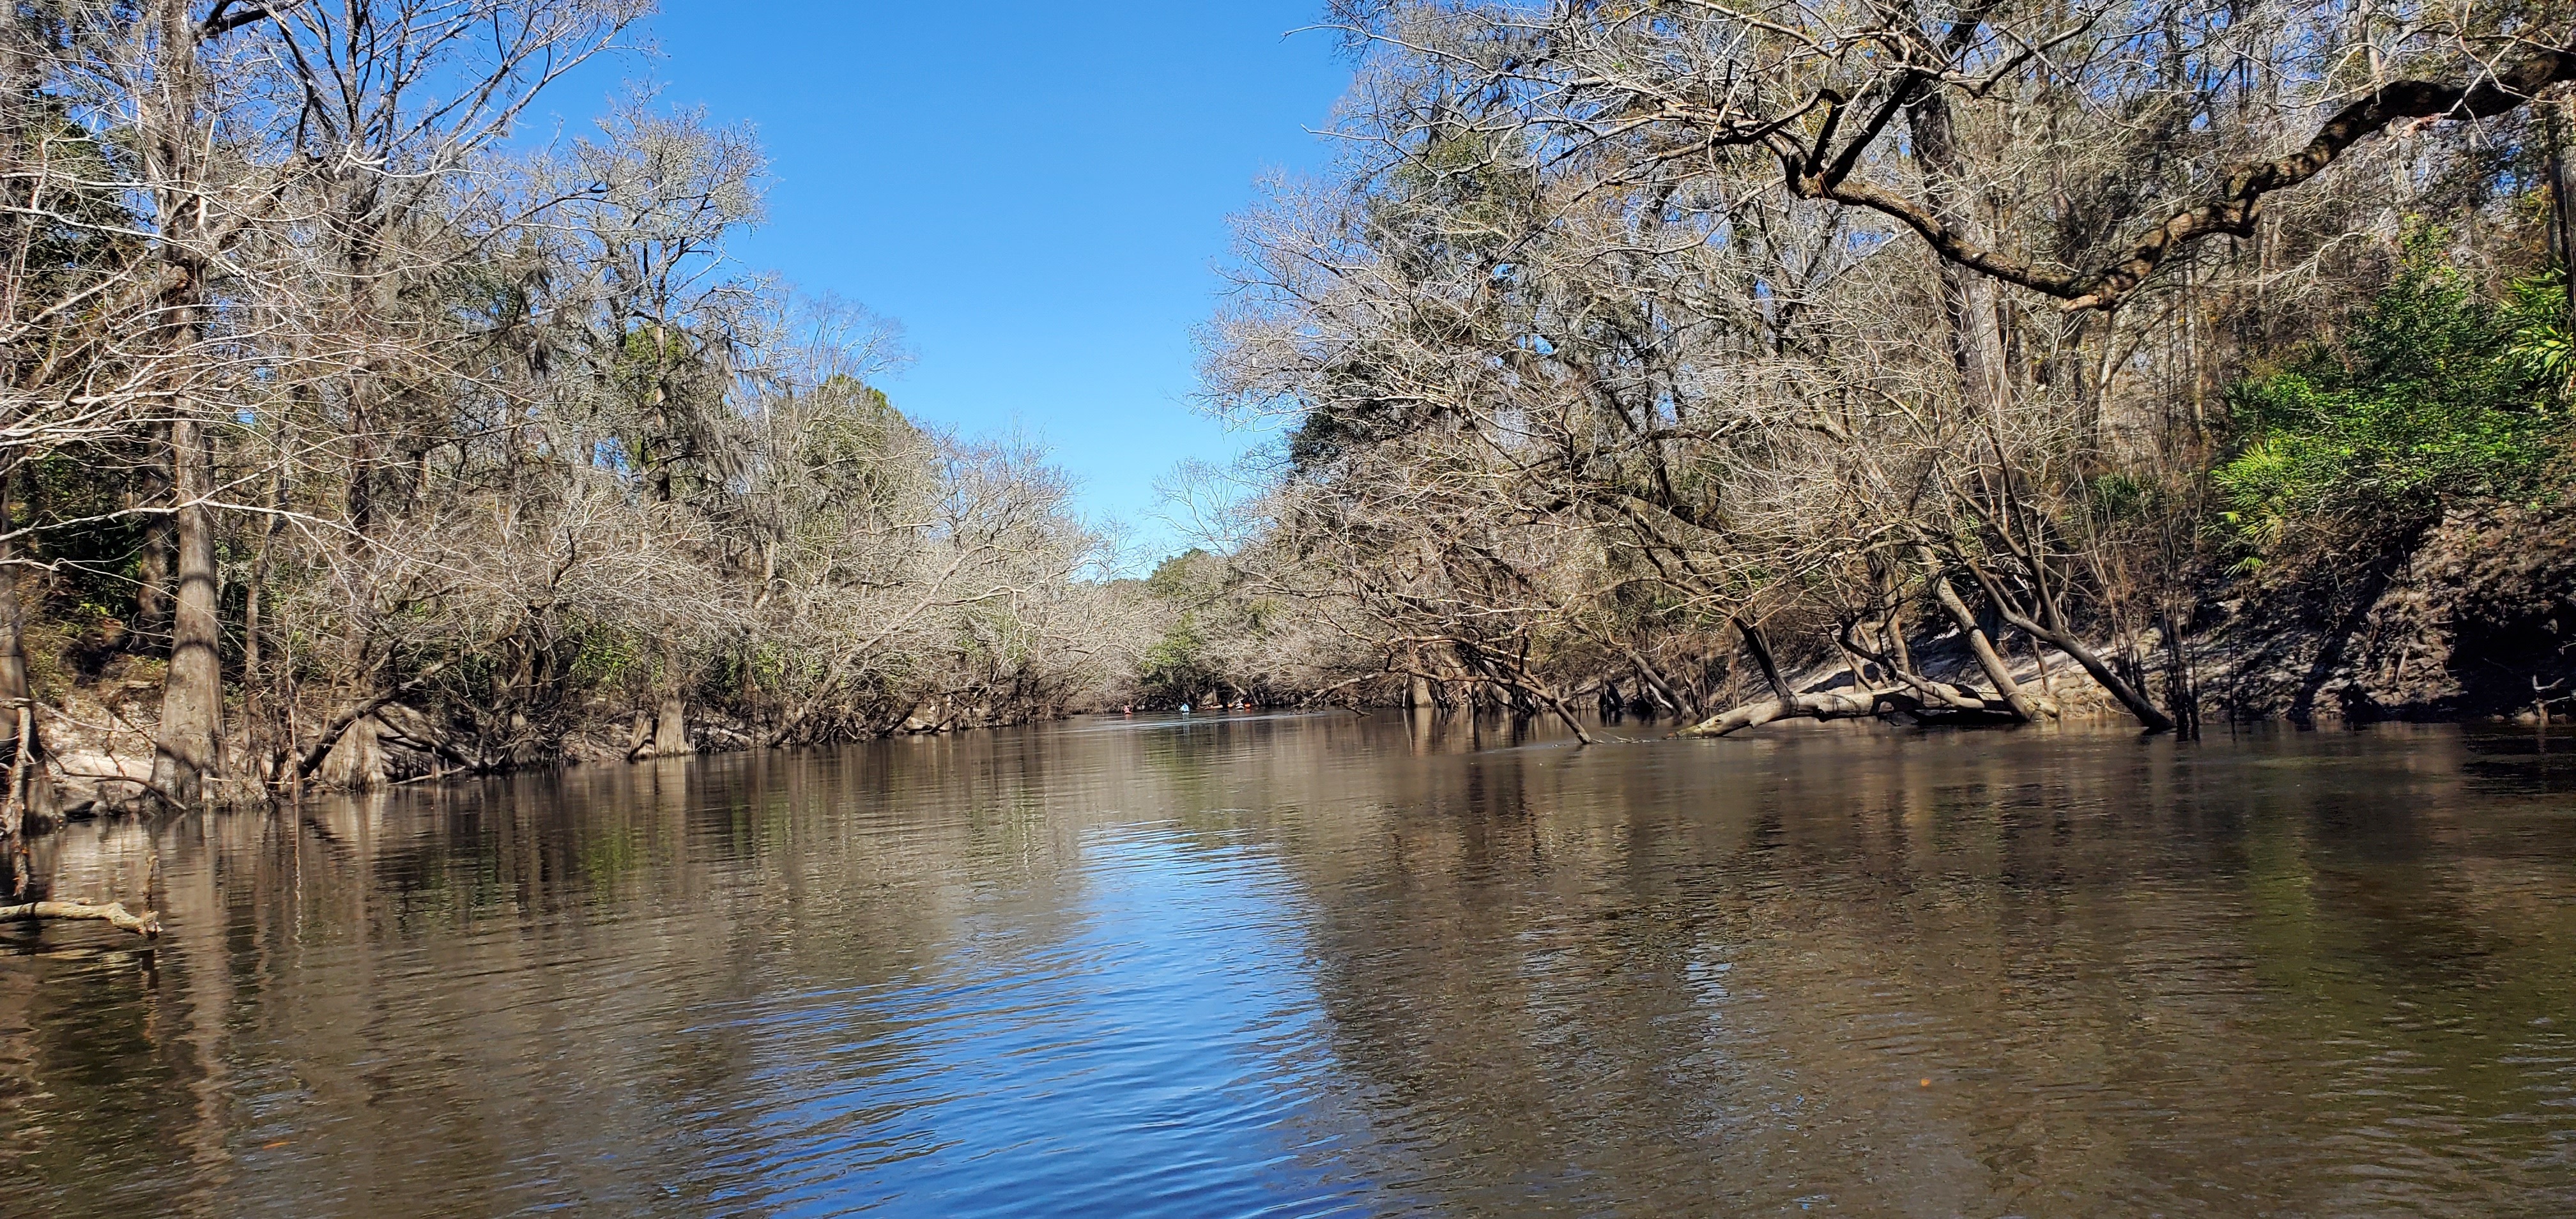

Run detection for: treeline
[[12, 0, 2576, 845], [1149, 0, 2576, 739], [3, 0, 1142, 834]]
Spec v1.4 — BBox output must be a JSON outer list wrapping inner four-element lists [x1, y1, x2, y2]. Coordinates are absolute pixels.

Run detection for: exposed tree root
[[1, 900, 162, 939]]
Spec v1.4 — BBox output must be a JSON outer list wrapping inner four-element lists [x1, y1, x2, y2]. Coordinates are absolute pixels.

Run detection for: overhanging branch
[[1787, 42, 2576, 310]]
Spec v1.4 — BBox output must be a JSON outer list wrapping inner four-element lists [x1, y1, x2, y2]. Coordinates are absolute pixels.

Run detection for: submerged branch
[[1, 900, 162, 938]]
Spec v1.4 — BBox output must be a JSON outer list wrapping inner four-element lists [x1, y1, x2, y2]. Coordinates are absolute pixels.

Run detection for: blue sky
[[554, 1, 1351, 562]]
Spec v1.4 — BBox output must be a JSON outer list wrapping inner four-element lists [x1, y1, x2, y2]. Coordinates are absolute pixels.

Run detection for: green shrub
[[2214, 257, 2567, 563]]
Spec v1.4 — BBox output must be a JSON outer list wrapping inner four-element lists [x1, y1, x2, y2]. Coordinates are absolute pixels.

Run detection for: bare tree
[[1189, 0, 2564, 737]]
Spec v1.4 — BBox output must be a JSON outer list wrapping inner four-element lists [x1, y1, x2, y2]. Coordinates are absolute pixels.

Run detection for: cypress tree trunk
[[1906, 89, 2044, 723], [143, 0, 220, 808], [653, 697, 692, 756], [134, 475, 173, 642], [2, 465, 48, 834], [151, 418, 222, 805]]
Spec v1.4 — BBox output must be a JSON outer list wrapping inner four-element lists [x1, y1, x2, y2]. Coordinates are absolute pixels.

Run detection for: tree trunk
[[1680, 688, 1902, 737], [2552, 98, 2575, 318], [2, 466, 33, 760], [2003, 608, 2170, 731], [1905, 89, 2049, 726], [1682, 618, 2027, 737], [2, 470, 48, 836], [315, 712, 388, 791], [141, 0, 219, 808], [1619, 646, 1692, 717], [135, 480, 174, 643], [2160, 606, 2201, 737], [1908, 89, 2011, 427], [150, 420, 222, 806], [653, 697, 692, 756], [1954, 558, 2174, 732], [3, 706, 39, 851], [1919, 555, 2046, 721]]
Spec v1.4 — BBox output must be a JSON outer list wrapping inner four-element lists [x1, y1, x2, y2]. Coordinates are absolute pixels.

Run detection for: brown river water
[[3, 712, 2573, 1217]]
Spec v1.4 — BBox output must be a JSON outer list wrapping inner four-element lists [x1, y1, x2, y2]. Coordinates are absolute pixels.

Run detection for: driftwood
[[1678, 617, 2035, 738], [1680, 687, 1897, 737], [1, 900, 162, 938], [1676, 687, 2028, 737], [61, 771, 195, 812]]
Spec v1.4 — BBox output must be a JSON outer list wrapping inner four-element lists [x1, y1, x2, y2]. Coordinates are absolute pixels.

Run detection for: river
[[3, 713, 2573, 1216]]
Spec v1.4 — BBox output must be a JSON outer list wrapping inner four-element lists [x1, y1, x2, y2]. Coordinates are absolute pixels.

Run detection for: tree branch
[[201, 2, 275, 40], [1, 900, 161, 938], [1793, 42, 2576, 310]]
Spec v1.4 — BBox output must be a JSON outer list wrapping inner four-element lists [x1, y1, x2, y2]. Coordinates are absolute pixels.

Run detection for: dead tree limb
[[294, 657, 458, 782], [1680, 617, 2034, 738], [1454, 640, 1595, 745], [1912, 545, 2050, 721], [1683, 619, 1896, 737], [1, 900, 161, 938], [63, 772, 197, 812], [1835, 618, 2000, 711], [1958, 556, 2177, 732]]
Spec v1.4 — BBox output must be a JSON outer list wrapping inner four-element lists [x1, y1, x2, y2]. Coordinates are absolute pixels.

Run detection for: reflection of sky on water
[[8, 719, 2575, 1218], [704, 827, 1397, 1217]]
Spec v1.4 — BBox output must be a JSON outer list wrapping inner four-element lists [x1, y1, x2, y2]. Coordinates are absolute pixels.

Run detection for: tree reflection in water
[[2, 716, 2571, 1216]]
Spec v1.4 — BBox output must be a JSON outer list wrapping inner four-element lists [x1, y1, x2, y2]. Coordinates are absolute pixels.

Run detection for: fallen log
[[1680, 617, 2048, 739], [1676, 687, 2032, 738], [0, 900, 162, 938], [1678, 689, 1883, 737]]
